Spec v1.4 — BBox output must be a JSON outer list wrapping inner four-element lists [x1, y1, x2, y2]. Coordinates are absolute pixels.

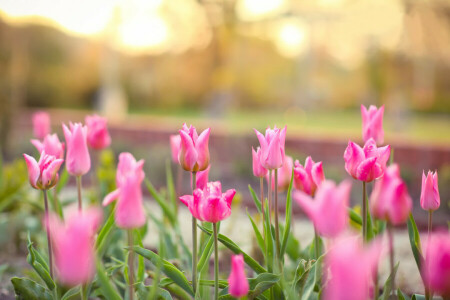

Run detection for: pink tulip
[[293, 156, 325, 196], [422, 232, 450, 297], [23, 151, 64, 190], [344, 138, 390, 182], [252, 147, 268, 178], [324, 236, 384, 300], [63, 123, 91, 176], [361, 104, 384, 144], [179, 181, 236, 223], [178, 124, 211, 172], [32, 111, 50, 140], [254, 125, 287, 170], [266, 155, 294, 191], [170, 134, 181, 164], [46, 208, 102, 286], [294, 180, 351, 238], [103, 152, 146, 228], [420, 171, 440, 211], [228, 254, 249, 298], [370, 164, 412, 225], [195, 165, 210, 190], [31, 134, 65, 159], [85, 115, 111, 150]]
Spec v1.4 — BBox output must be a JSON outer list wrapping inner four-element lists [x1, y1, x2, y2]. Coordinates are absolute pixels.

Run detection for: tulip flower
[[32, 111, 50, 140], [228, 254, 249, 298], [420, 171, 440, 212], [103, 152, 146, 229], [24, 151, 64, 190], [85, 114, 111, 150], [294, 180, 351, 239], [293, 156, 325, 196], [31, 133, 65, 159], [63, 123, 91, 177], [344, 138, 390, 183], [46, 208, 102, 286], [422, 232, 450, 298], [195, 165, 210, 190], [178, 123, 211, 172], [252, 147, 268, 178], [170, 134, 181, 164], [266, 155, 293, 191], [361, 104, 384, 144], [254, 125, 287, 170]]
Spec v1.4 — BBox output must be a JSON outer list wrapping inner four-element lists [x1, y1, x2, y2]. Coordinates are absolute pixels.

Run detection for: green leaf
[[397, 289, 411, 300], [219, 273, 279, 299], [134, 229, 146, 283], [407, 214, 423, 273], [145, 179, 177, 226], [61, 287, 80, 300], [348, 207, 362, 226], [280, 167, 294, 258], [263, 200, 274, 273], [197, 234, 214, 273], [247, 210, 266, 254], [380, 262, 399, 300], [198, 225, 267, 274], [11, 277, 53, 300], [26, 235, 55, 290], [301, 256, 323, 300], [166, 160, 177, 214], [248, 184, 262, 213], [95, 257, 122, 300], [411, 295, 426, 300], [95, 205, 116, 257], [56, 168, 69, 194], [131, 246, 194, 296]]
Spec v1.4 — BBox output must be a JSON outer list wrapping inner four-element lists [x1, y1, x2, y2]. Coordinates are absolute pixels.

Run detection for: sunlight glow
[[275, 19, 308, 58], [236, 0, 286, 21]]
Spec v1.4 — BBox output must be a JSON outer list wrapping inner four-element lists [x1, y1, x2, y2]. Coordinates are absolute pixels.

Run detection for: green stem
[[80, 285, 87, 300], [314, 229, 320, 259], [428, 210, 432, 236], [362, 181, 367, 241], [43, 190, 54, 279], [76, 175, 82, 211], [192, 171, 198, 293], [260, 177, 265, 239], [213, 222, 219, 300], [388, 224, 395, 297], [128, 229, 135, 300], [274, 169, 280, 266]]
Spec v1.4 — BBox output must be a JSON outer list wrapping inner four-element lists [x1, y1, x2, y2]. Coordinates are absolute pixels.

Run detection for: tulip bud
[[178, 124, 211, 172], [422, 232, 450, 298], [85, 115, 111, 150], [254, 125, 286, 170], [32, 111, 50, 140], [420, 171, 440, 211], [170, 134, 181, 164], [63, 123, 91, 176], [361, 105, 384, 144], [293, 156, 325, 196], [31, 133, 65, 159], [252, 147, 268, 178], [228, 254, 249, 298], [24, 151, 64, 190]]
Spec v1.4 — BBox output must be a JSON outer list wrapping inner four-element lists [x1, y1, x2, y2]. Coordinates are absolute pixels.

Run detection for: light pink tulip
[[370, 164, 412, 225], [170, 134, 181, 164], [46, 208, 102, 286], [63, 123, 91, 176], [344, 138, 390, 182], [294, 180, 351, 238], [85, 115, 111, 150], [103, 153, 146, 228], [324, 236, 384, 300], [31, 134, 65, 159], [32, 111, 50, 140], [178, 124, 211, 172], [179, 181, 235, 223], [422, 232, 450, 297], [254, 125, 287, 170], [361, 104, 384, 144], [252, 147, 268, 178], [266, 155, 293, 191], [293, 156, 325, 196], [23, 151, 64, 190], [195, 165, 210, 190], [228, 254, 249, 298], [420, 171, 440, 211]]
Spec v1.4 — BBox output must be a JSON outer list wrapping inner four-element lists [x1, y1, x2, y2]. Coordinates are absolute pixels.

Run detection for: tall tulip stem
[[128, 229, 135, 300], [388, 223, 395, 295], [191, 171, 198, 293], [428, 210, 432, 236], [43, 189, 54, 279], [260, 177, 265, 236], [76, 175, 83, 211], [362, 181, 367, 241], [314, 228, 320, 259], [213, 222, 219, 300], [274, 169, 280, 265]]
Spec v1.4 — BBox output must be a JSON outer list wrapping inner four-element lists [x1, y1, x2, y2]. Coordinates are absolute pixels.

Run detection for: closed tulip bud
[[178, 124, 211, 172], [254, 125, 286, 170], [31, 133, 65, 159], [294, 180, 351, 238], [32, 111, 50, 140], [179, 181, 235, 223], [85, 115, 111, 150], [63, 123, 91, 176], [195, 165, 210, 190], [293, 156, 325, 196], [170, 134, 181, 164], [228, 254, 249, 298], [420, 171, 440, 211], [370, 164, 412, 225], [103, 153, 146, 228], [24, 151, 64, 190], [252, 147, 268, 178], [361, 104, 384, 144], [266, 155, 293, 191], [422, 232, 450, 297], [46, 208, 102, 286], [344, 138, 390, 182]]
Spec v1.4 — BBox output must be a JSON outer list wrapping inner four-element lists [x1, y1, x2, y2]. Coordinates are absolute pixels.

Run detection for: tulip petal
[[103, 189, 120, 206], [311, 161, 325, 187], [195, 128, 211, 171], [223, 189, 236, 207], [344, 141, 365, 178], [41, 158, 64, 188], [293, 190, 315, 221], [179, 129, 198, 171], [356, 157, 379, 182], [24, 154, 40, 188]]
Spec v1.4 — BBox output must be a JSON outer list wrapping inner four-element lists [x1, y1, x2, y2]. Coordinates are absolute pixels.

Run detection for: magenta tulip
[[294, 180, 351, 238], [63, 123, 91, 176], [293, 156, 325, 196], [178, 123, 211, 172], [85, 115, 111, 150], [179, 181, 235, 223], [254, 125, 287, 170], [24, 151, 64, 190], [420, 171, 440, 211], [46, 208, 102, 286], [103, 153, 146, 228], [195, 165, 210, 190], [32, 111, 50, 140], [422, 232, 450, 297], [170, 134, 181, 164], [266, 155, 293, 191], [344, 138, 390, 182], [228, 254, 249, 298], [361, 104, 384, 144], [370, 164, 412, 225], [31, 133, 65, 159], [252, 147, 268, 178]]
